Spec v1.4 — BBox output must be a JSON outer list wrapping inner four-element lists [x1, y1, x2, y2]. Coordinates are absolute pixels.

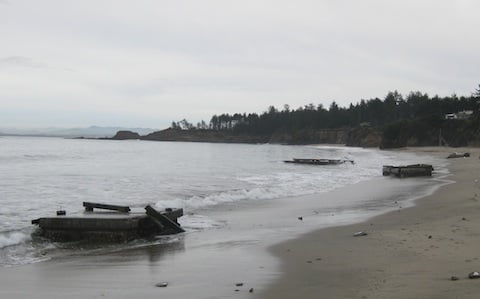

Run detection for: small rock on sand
[[353, 231, 368, 237]]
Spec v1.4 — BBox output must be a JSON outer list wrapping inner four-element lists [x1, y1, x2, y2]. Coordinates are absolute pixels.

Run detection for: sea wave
[[0, 231, 27, 249]]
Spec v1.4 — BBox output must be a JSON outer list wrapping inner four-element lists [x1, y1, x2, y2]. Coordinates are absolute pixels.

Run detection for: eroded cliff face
[[346, 127, 382, 147], [269, 129, 348, 145]]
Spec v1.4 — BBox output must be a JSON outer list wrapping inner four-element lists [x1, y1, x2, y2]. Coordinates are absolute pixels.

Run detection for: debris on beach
[[447, 152, 470, 159], [469, 272, 480, 279], [249, 288, 254, 293], [155, 282, 168, 287], [284, 158, 354, 165], [353, 231, 368, 237], [450, 276, 459, 281], [298, 216, 303, 221], [235, 283, 244, 287], [468, 272, 480, 279], [31, 202, 184, 242], [382, 164, 433, 178]]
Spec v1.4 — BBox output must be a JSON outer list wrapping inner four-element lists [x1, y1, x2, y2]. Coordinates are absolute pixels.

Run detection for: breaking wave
[[0, 231, 27, 249]]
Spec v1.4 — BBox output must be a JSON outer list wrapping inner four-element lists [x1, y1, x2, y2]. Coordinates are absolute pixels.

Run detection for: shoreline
[[0, 146, 460, 298], [256, 147, 480, 298]]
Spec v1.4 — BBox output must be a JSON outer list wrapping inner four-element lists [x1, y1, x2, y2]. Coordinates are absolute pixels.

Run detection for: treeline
[[172, 89, 480, 136]]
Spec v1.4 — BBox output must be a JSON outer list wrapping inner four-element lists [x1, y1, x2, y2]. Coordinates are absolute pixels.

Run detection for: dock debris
[[284, 158, 354, 165], [447, 152, 470, 159], [382, 164, 433, 178], [31, 202, 184, 242]]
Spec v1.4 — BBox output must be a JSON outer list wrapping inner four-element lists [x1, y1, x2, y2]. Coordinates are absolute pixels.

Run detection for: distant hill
[[0, 126, 158, 138]]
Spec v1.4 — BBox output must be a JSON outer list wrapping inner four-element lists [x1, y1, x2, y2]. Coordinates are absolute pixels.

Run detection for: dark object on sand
[[56, 210, 66, 216], [468, 272, 480, 279], [284, 158, 354, 165], [353, 231, 368, 237], [31, 202, 184, 242], [155, 282, 168, 287], [249, 288, 254, 293], [235, 283, 244, 287], [447, 152, 470, 159], [450, 276, 459, 281], [382, 164, 433, 178]]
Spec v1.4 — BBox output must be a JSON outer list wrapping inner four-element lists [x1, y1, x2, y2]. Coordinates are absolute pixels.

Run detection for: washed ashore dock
[[284, 158, 354, 165], [31, 202, 184, 242], [447, 152, 470, 159], [382, 164, 434, 178]]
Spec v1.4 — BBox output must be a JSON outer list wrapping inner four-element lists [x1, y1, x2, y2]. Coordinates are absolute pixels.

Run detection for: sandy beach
[[257, 147, 480, 299]]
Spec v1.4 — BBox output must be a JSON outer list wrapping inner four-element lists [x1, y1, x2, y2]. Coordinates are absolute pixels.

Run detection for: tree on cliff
[[473, 84, 480, 98]]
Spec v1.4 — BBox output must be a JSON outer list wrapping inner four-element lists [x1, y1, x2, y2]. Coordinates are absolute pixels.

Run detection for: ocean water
[[0, 136, 447, 266]]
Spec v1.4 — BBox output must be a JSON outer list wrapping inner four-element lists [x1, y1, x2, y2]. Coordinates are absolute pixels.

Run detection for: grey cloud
[[0, 56, 47, 69]]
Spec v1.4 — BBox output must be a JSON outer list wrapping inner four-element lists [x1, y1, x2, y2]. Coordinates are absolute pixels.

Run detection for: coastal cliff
[[110, 127, 382, 147], [109, 116, 480, 149]]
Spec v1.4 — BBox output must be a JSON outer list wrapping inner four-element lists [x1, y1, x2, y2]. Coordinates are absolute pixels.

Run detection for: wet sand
[[257, 147, 480, 299]]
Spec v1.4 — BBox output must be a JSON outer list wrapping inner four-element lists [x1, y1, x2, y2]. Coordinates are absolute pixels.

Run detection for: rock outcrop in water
[[111, 130, 141, 140]]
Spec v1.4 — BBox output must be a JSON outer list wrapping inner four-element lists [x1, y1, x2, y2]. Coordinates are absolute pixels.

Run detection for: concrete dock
[[31, 203, 184, 242]]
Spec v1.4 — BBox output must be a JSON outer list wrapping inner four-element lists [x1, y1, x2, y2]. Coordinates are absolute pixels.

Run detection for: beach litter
[[450, 276, 459, 281], [235, 283, 244, 287], [155, 282, 168, 287], [353, 231, 368, 237], [468, 272, 480, 279]]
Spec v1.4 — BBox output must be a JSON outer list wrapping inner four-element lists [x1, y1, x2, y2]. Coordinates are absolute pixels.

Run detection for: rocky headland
[[109, 127, 382, 147]]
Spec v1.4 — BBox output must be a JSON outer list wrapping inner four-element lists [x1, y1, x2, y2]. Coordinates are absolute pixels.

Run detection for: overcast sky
[[1, 0, 479, 129]]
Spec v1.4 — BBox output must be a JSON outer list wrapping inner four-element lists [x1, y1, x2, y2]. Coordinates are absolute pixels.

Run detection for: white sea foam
[[0, 232, 27, 249], [179, 214, 226, 230]]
